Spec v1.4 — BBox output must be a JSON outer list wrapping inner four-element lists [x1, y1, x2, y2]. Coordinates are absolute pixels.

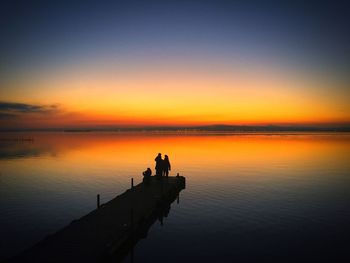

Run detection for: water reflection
[[1, 132, 350, 262]]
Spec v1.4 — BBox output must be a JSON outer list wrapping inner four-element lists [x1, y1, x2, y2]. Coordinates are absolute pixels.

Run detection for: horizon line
[[1, 124, 350, 132]]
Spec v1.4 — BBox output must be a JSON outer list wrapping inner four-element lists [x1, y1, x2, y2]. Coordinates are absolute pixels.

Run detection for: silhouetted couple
[[154, 153, 171, 178]]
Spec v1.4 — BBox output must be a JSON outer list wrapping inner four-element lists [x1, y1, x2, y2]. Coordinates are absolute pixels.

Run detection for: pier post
[[176, 173, 179, 177], [131, 178, 134, 189], [97, 194, 100, 209]]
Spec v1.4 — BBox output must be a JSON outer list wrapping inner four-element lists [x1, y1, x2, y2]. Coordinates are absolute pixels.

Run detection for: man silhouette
[[154, 153, 163, 178]]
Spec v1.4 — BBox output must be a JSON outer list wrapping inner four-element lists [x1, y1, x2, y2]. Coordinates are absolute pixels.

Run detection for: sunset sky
[[1, 0, 349, 129]]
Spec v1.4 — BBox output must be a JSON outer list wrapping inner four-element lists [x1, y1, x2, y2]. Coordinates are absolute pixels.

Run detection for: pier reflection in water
[[115, 185, 182, 263]]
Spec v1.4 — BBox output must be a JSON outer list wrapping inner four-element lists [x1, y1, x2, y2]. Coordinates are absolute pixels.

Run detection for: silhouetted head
[[158, 153, 161, 157], [164, 155, 168, 159]]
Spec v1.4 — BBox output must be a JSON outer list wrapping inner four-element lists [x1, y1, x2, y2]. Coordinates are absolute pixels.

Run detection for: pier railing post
[[131, 178, 134, 189], [97, 194, 100, 209]]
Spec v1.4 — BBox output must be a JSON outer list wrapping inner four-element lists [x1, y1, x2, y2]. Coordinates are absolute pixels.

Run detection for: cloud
[[0, 101, 59, 115]]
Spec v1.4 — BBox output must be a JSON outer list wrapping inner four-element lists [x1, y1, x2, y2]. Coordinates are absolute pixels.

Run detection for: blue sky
[[0, 0, 349, 129], [1, 0, 349, 79]]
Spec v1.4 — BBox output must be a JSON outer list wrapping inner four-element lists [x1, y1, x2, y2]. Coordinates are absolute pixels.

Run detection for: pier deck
[[10, 176, 186, 263]]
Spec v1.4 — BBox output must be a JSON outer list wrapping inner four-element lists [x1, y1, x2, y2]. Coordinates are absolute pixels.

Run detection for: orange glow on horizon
[[3, 133, 349, 182], [1, 61, 349, 128]]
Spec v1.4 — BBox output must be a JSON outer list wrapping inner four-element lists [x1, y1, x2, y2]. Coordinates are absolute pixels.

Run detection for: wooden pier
[[9, 176, 186, 263]]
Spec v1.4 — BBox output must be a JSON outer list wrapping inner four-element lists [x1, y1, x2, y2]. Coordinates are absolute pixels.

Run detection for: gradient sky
[[0, 0, 349, 129]]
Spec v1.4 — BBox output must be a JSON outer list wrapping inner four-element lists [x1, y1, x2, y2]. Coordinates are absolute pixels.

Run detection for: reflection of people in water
[[163, 155, 171, 177], [142, 168, 152, 177], [157, 201, 171, 226], [154, 153, 163, 178]]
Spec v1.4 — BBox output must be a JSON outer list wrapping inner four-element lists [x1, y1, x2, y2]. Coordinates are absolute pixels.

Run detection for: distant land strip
[[0, 125, 350, 132]]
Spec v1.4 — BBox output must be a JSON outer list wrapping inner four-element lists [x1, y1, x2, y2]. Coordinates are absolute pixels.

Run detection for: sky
[[0, 0, 349, 129]]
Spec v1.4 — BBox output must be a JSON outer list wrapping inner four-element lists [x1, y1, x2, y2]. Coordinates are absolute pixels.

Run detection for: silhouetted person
[[142, 168, 152, 177], [162, 155, 171, 177], [154, 153, 163, 179], [142, 167, 152, 184]]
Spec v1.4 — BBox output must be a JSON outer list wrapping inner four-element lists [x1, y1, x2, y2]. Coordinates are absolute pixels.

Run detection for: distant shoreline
[[0, 125, 349, 133], [0, 130, 350, 135]]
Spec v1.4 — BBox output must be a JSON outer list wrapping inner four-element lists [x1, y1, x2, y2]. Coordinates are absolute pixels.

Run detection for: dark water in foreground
[[1, 132, 349, 262]]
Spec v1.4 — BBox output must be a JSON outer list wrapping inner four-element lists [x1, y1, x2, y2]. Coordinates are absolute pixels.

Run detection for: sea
[[1, 132, 349, 262]]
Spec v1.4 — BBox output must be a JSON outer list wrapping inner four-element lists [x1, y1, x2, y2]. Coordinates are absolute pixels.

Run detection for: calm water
[[1, 132, 350, 262]]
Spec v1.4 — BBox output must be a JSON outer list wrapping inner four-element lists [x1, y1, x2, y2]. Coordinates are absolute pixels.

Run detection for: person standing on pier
[[155, 153, 163, 178], [163, 155, 171, 177]]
